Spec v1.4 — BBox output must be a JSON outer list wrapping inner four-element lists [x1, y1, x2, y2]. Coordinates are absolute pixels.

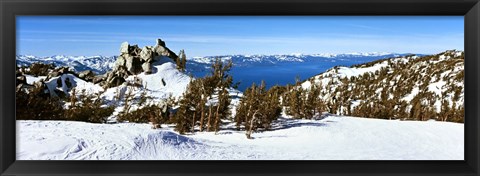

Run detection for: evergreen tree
[[175, 58, 234, 133], [173, 78, 202, 134], [261, 85, 282, 129], [177, 49, 187, 72], [235, 81, 282, 139], [213, 87, 231, 133]]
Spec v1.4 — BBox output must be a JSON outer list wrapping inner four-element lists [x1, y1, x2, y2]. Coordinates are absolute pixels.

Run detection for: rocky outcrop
[[78, 70, 95, 82], [16, 64, 77, 95], [101, 39, 180, 88], [16, 38, 183, 92]]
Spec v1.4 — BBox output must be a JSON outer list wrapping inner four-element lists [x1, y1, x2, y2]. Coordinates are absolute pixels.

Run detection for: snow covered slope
[[124, 56, 191, 99], [300, 50, 464, 121], [17, 115, 463, 160]]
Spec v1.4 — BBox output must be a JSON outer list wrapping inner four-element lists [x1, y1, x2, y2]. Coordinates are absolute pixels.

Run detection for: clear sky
[[17, 16, 464, 57]]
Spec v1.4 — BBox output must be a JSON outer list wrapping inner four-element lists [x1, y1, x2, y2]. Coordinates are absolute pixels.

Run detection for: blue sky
[[17, 16, 463, 57]]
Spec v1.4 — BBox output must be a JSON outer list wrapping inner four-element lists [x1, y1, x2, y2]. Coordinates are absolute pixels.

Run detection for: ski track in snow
[[17, 116, 464, 160]]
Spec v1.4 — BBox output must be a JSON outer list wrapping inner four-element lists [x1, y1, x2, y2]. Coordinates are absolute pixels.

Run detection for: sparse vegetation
[[16, 86, 114, 123], [235, 81, 283, 139], [65, 89, 115, 123], [173, 58, 234, 134]]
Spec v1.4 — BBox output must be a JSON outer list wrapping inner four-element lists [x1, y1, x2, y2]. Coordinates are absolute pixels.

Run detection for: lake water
[[189, 59, 370, 92]]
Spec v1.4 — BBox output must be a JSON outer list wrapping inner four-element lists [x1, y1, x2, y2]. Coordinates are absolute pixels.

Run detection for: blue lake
[[189, 59, 371, 92]]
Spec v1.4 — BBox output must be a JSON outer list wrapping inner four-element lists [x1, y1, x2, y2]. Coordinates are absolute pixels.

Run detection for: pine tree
[[214, 87, 231, 133], [176, 49, 187, 72], [261, 85, 282, 130], [235, 81, 282, 139], [173, 78, 201, 134], [174, 58, 233, 133], [304, 83, 320, 119], [235, 83, 259, 139]]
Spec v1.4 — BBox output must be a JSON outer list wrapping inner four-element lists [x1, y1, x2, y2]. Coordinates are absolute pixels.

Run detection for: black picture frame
[[1, 0, 479, 176]]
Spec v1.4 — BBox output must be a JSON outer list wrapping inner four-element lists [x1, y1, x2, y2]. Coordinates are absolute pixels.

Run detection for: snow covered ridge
[[17, 115, 463, 160], [189, 52, 407, 65], [17, 55, 117, 74], [301, 50, 464, 122], [16, 52, 412, 74], [16, 52, 408, 74]]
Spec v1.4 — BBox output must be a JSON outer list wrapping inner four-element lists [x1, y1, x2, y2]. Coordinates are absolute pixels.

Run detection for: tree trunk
[[214, 104, 221, 134], [245, 104, 252, 131], [192, 112, 196, 133], [199, 103, 205, 132], [206, 106, 212, 132], [246, 110, 258, 139]]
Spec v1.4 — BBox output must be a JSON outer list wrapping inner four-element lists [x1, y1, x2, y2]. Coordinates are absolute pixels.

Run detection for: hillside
[[299, 50, 464, 122]]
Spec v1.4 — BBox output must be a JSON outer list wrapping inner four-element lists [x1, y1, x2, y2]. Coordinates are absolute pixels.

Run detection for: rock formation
[[101, 39, 180, 88]]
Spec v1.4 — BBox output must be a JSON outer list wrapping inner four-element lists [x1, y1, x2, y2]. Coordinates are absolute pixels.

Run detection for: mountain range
[[17, 52, 415, 74]]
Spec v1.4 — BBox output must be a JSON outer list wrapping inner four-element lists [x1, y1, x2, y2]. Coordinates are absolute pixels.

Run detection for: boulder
[[154, 45, 167, 56], [130, 44, 142, 56], [107, 76, 126, 88], [114, 56, 126, 70], [79, 70, 94, 79], [167, 49, 178, 59], [49, 71, 61, 78], [16, 83, 35, 93], [16, 75, 27, 85], [45, 71, 61, 81], [140, 46, 153, 62], [93, 75, 105, 84], [58, 67, 71, 75], [120, 42, 129, 54], [142, 62, 152, 74], [156, 39, 166, 47], [125, 55, 143, 74], [32, 81, 53, 98]]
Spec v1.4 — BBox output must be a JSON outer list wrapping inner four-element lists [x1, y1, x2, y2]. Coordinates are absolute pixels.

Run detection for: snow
[[336, 61, 388, 78], [301, 80, 312, 89], [25, 75, 47, 84], [402, 87, 419, 102], [17, 115, 463, 160], [350, 100, 362, 109], [46, 74, 104, 95], [124, 57, 191, 99], [428, 81, 447, 96]]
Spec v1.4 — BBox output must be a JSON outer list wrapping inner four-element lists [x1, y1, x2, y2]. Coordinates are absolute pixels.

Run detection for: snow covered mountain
[[17, 52, 410, 74], [299, 50, 464, 122], [187, 52, 409, 69], [16, 55, 118, 74], [190, 52, 402, 64]]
